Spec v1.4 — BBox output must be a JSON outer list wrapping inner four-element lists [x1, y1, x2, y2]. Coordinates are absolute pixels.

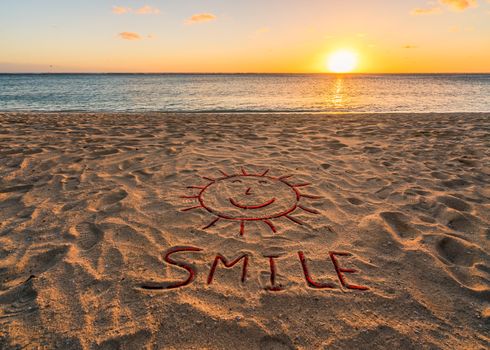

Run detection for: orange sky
[[1, 0, 489, 73]]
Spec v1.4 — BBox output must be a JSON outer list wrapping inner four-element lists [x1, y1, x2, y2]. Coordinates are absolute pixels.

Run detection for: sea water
[[1, 73, 489, 113]]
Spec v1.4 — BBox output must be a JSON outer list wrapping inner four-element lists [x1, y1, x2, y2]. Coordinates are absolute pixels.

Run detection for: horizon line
[[1, 72, 490, 75]]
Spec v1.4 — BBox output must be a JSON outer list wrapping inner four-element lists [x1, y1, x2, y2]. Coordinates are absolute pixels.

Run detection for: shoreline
[[2, 110, 490, 115]]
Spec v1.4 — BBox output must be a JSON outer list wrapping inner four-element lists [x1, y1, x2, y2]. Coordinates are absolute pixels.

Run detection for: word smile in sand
[[140, 246, 369, 291], [141, 168, 370, 292]]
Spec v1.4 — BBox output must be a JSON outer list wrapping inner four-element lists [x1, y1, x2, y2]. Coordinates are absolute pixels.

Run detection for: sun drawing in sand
[[181, 168, 321, 236]]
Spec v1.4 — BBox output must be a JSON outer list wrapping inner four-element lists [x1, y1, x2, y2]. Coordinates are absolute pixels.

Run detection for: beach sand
[[0, 112, 488, 349]]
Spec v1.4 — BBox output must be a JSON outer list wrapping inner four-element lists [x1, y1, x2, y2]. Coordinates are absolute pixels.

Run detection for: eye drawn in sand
[[181, 167, 321, 235]]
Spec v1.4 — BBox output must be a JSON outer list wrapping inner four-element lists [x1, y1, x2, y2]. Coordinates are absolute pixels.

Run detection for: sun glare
[[327, 50, 358, 73]]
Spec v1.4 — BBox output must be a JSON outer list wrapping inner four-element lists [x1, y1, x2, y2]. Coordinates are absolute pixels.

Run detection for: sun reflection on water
[[331, 77, 344, 108]]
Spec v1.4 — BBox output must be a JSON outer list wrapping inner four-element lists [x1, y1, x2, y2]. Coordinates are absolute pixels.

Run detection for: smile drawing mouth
[[229, 197, 276, 210]]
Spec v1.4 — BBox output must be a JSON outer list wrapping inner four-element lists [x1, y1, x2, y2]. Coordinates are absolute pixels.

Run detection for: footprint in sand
[[0, 184, 33, 194], [438, 210, 478, 234], [73, 222, 103, 251], [132, 169, 153, 182], [0, 276, 38, 319], [380, 211, 420, 240], [25, 246, 69, 275], [347, 197, 363, 205], [259, 336, 294, 350], [441, 178, 470, 189], [97, 189, 128, 207], [436, 195, 471, 212], [435, 236, 479, 267]]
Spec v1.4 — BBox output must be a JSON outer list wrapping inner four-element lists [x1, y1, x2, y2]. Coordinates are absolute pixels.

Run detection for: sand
[[0, 112, 488, 349]]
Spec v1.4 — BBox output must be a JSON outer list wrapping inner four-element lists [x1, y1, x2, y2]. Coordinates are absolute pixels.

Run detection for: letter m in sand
[[207, 253, 249, 284]]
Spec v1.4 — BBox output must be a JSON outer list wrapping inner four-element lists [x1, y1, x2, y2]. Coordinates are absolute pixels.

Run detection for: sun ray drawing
[[180, 167, 321, 236]]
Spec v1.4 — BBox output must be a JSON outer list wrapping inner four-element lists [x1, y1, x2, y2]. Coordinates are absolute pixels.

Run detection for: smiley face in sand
[[182, 168, 321, 236]]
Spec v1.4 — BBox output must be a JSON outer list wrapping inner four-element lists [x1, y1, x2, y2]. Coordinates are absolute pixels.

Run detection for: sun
[[327, 50, 358, 73], [181, 167, 321, 236]]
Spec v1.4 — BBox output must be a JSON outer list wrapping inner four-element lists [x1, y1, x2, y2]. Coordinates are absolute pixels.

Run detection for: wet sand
[[0, 112, 489, 349]]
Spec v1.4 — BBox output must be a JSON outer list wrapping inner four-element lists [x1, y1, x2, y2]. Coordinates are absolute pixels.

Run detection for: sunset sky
[[1, 0, 490, 73]]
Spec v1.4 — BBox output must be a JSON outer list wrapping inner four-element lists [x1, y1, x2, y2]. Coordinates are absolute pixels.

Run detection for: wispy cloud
[[112, 5, 160, 15], [439, 0, 478, 11], [403, 45, 419, 49], [112, 6, 131, 15], [118, 32, 142, 40], [410, 7, 442, 15], [135, 5, 160, 15], [185, 13, 217, 24], [411, 0, 478, 15]]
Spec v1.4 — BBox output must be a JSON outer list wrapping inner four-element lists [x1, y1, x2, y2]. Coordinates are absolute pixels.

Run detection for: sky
[[1, 0, 490, 73]]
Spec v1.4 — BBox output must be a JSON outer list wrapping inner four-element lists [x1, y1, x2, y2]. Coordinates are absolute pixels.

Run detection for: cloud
[[112, 6, 131, 15], [411, 0, 478, 15], [439, 0, 478, 11], [403, 45, 419, 49], [112, 5, 160, 15], [185, 13, 217, 24], [118, 32, 142, 40], [410, 7, 442, 15], [136, 5, 160, 15]]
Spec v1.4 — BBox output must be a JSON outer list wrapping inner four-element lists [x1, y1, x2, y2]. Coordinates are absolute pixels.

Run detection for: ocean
[[0, 73, 489, 113]]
